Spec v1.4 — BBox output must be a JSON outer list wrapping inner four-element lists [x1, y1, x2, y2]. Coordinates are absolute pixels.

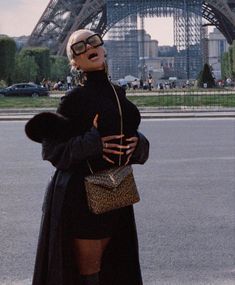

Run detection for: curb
[[1, 107, 235, 113], [0, 108, 235, 121], [0, 112, 235, 121]]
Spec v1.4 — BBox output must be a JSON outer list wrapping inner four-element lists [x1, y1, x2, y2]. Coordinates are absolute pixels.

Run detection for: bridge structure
[[27, 0, 235, 80]]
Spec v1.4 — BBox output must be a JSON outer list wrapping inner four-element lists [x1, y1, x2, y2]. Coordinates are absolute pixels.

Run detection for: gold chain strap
[[87, 82, 124, 173], [109, 83, 123, 166]]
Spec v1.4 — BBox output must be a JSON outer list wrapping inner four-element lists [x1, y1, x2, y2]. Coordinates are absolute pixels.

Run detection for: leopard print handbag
[[84, 165, 140, 214]]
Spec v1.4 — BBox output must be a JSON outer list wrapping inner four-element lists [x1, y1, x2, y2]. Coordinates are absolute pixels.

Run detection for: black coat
[[26, 70, 149, 285]]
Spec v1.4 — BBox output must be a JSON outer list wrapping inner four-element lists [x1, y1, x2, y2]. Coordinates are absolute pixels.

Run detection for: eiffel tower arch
[[27, 0, 235, 79]]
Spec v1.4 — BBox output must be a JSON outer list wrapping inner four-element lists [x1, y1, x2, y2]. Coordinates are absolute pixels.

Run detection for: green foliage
[[228, 46, 233, 77], [221, 41, 235, 79], [221, 52, 227, 79], [0, 36, 16, 85], [222, 51, 232, 79], [50, 56, 70, 81], [0, 40, 70, 84], [20, 47, 50, 82], [232, 41, 235, 77], [14, 54, 39, 83], [197, 63, 215, 88]]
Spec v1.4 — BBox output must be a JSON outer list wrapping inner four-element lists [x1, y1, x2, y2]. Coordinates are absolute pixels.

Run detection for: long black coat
[[27, 71, 149, 285]]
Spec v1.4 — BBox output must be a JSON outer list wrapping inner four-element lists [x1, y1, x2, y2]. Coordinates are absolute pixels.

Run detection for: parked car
[[0, 83, 49, 97]]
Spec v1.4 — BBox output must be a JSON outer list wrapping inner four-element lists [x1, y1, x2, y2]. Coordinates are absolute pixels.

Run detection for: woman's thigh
[[73, 237, 111, 275]]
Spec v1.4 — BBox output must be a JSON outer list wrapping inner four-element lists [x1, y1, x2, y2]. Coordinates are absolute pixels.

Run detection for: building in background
[[105, 28, 176, 82], [208, 28, 229, 79], [10, 28, 231, 83]]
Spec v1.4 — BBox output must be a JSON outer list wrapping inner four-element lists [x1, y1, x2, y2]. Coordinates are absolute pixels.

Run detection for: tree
[[221, 41, 235, 80], [221, 52, 230, 79], [20, 47, 50, 82], [197, 63, 215, 88], [232, 41, 235, 77], [50, 56, 70, 81], [0, 36, 16, 85], [14, 54, 39, 83]]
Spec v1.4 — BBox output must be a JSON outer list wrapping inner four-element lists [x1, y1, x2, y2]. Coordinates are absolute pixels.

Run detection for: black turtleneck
[[58, 69, 141, 167], [85, 69, 110, 86], [86, 70, 140, 135]]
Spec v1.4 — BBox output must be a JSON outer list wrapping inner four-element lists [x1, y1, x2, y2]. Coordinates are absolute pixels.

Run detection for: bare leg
[[73, 237, 111, 275]]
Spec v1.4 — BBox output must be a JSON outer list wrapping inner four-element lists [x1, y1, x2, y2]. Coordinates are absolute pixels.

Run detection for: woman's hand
[[125, 136, 139, 165], [92, 114, 136, 164], [101, 134, 129, 164]]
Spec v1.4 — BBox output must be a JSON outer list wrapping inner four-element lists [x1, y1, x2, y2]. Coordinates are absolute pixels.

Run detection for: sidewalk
[[0, 107, 234, 120]]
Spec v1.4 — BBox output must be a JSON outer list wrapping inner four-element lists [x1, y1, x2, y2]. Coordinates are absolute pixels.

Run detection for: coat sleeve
[[42, 127, 103, 170], [129, 131, 150, 165], [41, 90, 103, 170]]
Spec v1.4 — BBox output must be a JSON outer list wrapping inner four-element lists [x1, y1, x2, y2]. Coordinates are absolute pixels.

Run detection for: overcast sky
[[0, 0, 174, 45]]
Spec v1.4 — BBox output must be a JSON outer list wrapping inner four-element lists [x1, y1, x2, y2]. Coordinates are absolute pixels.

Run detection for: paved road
[[0, 119, 234, 285]]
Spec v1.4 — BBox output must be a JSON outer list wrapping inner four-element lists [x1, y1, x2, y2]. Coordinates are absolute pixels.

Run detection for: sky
[[0, 0, 176, 45]]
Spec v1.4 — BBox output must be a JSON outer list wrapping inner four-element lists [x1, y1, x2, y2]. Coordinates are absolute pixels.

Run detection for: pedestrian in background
[[148, 74, 153, 91], [67, 74, 72, 89]]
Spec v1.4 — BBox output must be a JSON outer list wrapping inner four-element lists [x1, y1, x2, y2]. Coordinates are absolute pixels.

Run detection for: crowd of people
[[41, 75, 74, 91], [41, 73, 232, 93]]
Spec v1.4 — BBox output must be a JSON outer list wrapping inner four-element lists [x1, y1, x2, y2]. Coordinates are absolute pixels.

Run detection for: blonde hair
[[66, 29, 107, 74], [66, 29, 94, 68]]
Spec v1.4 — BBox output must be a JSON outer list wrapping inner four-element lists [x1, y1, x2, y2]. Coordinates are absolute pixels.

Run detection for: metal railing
[[127, 89, 235, 110]]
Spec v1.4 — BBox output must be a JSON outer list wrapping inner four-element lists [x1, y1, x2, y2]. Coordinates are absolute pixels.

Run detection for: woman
[[27, 29, 149, 285]]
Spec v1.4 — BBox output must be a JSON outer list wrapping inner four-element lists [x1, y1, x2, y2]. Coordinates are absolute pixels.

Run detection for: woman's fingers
[[125, 154, 132, 165], [125, 136, 138, 155], [93, 114, 99, 128], [126, 136, 138, 143], [126, 148, 134, 155], [103, 148, 124, 155], [126, 142, 137, 154], [101, 136, 138, 161], [102, 135, 129, 154], [102, 154, 115, 164], [102, 134, 124, 142], [103, 142, 129, 150]]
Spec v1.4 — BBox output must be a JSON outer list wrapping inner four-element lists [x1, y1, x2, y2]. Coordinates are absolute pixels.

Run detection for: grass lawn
[[0, 94, 235, 108], [128, 94, 235, 107], [0, 97, 60, 108]]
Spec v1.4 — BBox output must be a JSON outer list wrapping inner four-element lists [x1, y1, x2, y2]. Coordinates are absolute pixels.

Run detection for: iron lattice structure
[[173, 1, 203, 79], [105, 15, 139, 79], [106, 0, 203, 79], [27, 0, 235, 79]]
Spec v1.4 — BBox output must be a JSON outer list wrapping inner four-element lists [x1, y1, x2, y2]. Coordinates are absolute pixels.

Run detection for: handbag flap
[[85, 165, 133, 188]]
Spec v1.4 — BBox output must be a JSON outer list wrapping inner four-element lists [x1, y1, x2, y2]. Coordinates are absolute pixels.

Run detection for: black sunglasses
[[71, 34, 104, 56]]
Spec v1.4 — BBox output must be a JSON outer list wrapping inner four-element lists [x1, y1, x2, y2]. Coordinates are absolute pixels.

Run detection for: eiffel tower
[[27, 0, 235, 79]]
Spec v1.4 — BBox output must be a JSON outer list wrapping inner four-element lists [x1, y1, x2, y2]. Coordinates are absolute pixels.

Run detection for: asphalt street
[[0, 118, 234, 285]]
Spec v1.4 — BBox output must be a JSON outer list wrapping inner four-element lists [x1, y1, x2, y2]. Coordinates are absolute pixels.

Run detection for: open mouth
[[88, 52, 98, 60]]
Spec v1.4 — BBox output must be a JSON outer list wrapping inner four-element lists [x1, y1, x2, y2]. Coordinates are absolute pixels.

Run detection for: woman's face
[[71, 30, 105, 72]]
